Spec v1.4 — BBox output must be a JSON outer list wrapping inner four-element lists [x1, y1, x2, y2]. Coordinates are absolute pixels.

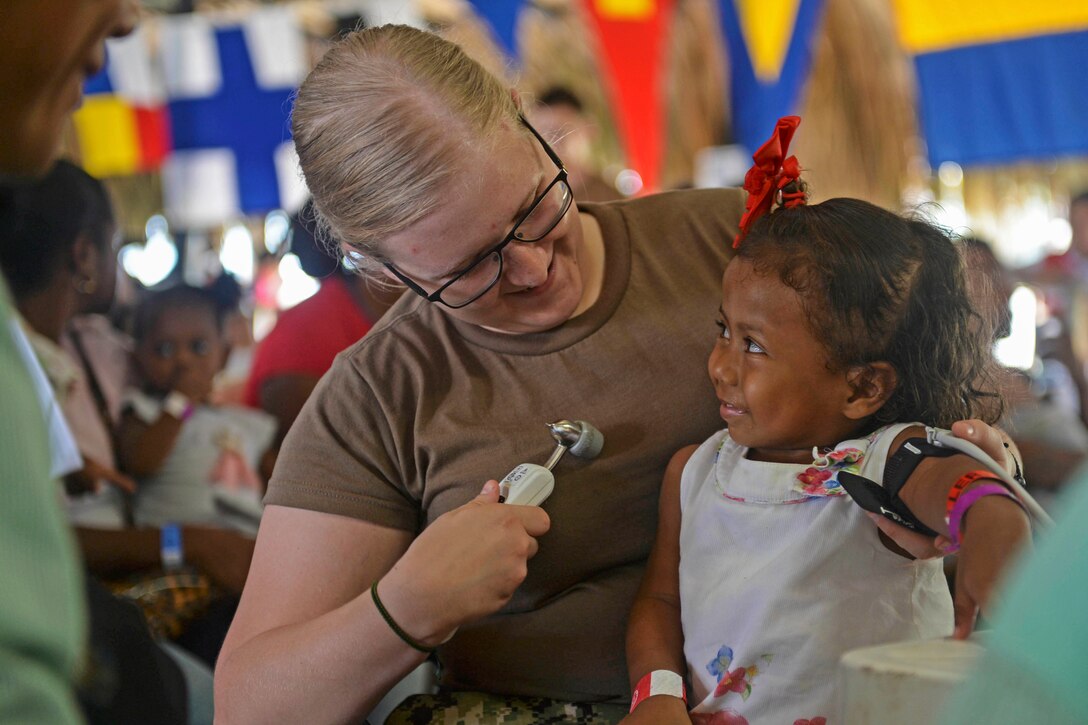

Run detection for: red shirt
[[243, 275, 373, 407]]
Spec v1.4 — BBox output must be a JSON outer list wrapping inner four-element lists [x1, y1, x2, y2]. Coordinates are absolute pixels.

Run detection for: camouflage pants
[[383, 691, 628, 725]]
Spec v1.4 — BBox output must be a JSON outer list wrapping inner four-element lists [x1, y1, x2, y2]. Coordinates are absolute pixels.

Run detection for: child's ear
[[843, 362, 897, 420]]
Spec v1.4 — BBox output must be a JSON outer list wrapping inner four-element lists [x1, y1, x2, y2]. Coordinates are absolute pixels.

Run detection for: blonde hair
[[291, 24, 520, 272]]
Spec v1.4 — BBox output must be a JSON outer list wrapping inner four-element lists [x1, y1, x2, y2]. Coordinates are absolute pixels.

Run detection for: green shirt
[[0, 277, 86, 722], [942, 466, 1088, 724]]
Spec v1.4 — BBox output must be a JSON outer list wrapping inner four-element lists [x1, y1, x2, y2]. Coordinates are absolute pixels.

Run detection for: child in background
[[623, 118, 1031, 725], [119, 286, 275, 536]]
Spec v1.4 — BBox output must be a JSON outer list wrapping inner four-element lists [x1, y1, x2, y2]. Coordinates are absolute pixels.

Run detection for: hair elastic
[[370, 580, 435, 654]]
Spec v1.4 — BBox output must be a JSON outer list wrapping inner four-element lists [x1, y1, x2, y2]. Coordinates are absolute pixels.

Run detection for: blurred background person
[[0, 159, 231, 722], [244, 201, 399, 448], [963, 236, 1088, 501], [121, 285, 276, 534], [1028, 191, 1088, 426], [0, 1, 137, 721], [528, 86, 622, 203], [0, 160, 135, 519]]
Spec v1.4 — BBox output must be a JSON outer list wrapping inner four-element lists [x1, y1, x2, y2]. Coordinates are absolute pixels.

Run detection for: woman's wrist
[[374, 570, 458, 648]]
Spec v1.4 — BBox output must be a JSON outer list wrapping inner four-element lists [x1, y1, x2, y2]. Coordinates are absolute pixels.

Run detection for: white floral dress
[[679, 423, 953, 724]]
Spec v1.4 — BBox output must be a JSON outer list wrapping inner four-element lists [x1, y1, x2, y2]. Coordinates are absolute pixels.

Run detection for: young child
[[119, 285, 275, 536], [623, 118, 1031, 724]]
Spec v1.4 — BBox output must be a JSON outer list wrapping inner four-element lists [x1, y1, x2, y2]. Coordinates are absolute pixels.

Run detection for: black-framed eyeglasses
[[384, 115, 573, 309]]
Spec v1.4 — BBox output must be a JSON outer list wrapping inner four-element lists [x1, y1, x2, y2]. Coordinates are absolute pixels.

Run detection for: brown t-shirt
[[266, 187, 745, 702]]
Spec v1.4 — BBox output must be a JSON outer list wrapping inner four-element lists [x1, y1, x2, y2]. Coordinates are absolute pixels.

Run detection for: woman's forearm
[[215, 589, 431, 723]]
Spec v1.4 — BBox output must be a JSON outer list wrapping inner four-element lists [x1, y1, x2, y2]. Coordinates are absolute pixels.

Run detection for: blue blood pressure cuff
[[838, 438, 958, 538]]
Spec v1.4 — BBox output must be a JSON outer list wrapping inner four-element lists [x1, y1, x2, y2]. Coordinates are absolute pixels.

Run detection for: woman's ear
[[843, 362, 897, 420], [510, 87, 522, 111]]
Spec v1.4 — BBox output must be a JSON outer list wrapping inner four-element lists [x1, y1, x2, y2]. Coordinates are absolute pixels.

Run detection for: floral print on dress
[[793, 445, 865, 497], [705, 646, 772, 701], [700, 646, 823, 724]]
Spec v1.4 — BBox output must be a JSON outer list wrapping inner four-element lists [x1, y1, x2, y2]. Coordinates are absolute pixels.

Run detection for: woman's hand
[[378, 480, 551, 646], [949, 419, 1015, 472]]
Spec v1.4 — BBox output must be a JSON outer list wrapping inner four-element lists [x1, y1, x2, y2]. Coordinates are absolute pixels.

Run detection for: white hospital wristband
[[630, 670, 687, 712]]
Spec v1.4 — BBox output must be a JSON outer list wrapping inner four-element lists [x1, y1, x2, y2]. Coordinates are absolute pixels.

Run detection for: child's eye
[[154, 341, 175, 358], [744, 338, 765, 354], [191, 339, 210, 356], [715, 319, 730, 340]]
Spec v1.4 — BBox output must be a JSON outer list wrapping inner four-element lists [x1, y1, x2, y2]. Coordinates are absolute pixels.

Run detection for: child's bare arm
[[117, 409, 185, 478], [894, 426, 1032, 638], [869, 419, 1018, 558], [622, 445, 697, 724]]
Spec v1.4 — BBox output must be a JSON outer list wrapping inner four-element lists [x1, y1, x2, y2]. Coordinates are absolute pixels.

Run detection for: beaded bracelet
[[370, 581, 435, 654]]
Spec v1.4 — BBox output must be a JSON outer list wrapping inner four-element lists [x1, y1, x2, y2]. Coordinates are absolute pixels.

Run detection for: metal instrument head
[[546, 420, 604, 459]]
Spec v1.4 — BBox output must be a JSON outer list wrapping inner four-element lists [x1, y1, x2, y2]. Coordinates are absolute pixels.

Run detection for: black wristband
[[370, 580, 435, 654]]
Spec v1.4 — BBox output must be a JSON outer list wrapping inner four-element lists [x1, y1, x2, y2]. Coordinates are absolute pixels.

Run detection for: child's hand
[[84, 458, 138, 494], [65, 458, 138, 495], [173, 366, 214, 404], [950, 495, 1031, 639]]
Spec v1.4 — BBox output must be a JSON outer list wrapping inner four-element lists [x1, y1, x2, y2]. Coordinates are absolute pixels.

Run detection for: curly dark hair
[[735, 197, 1004, 429]]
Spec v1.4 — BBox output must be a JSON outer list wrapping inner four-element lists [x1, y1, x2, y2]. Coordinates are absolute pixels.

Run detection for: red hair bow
[[733, 115, 805, 248]]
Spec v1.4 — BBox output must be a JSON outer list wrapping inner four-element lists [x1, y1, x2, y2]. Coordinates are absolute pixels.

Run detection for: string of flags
[[75, 7, 306, 227], [73, 0, 1088, 230]]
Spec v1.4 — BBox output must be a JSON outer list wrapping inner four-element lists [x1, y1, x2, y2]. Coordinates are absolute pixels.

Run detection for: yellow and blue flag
[[717, 0, 827, 155], [465, 0, 527, 60], [74, 28, 171, 178], [893, 1, 1088, 166]]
